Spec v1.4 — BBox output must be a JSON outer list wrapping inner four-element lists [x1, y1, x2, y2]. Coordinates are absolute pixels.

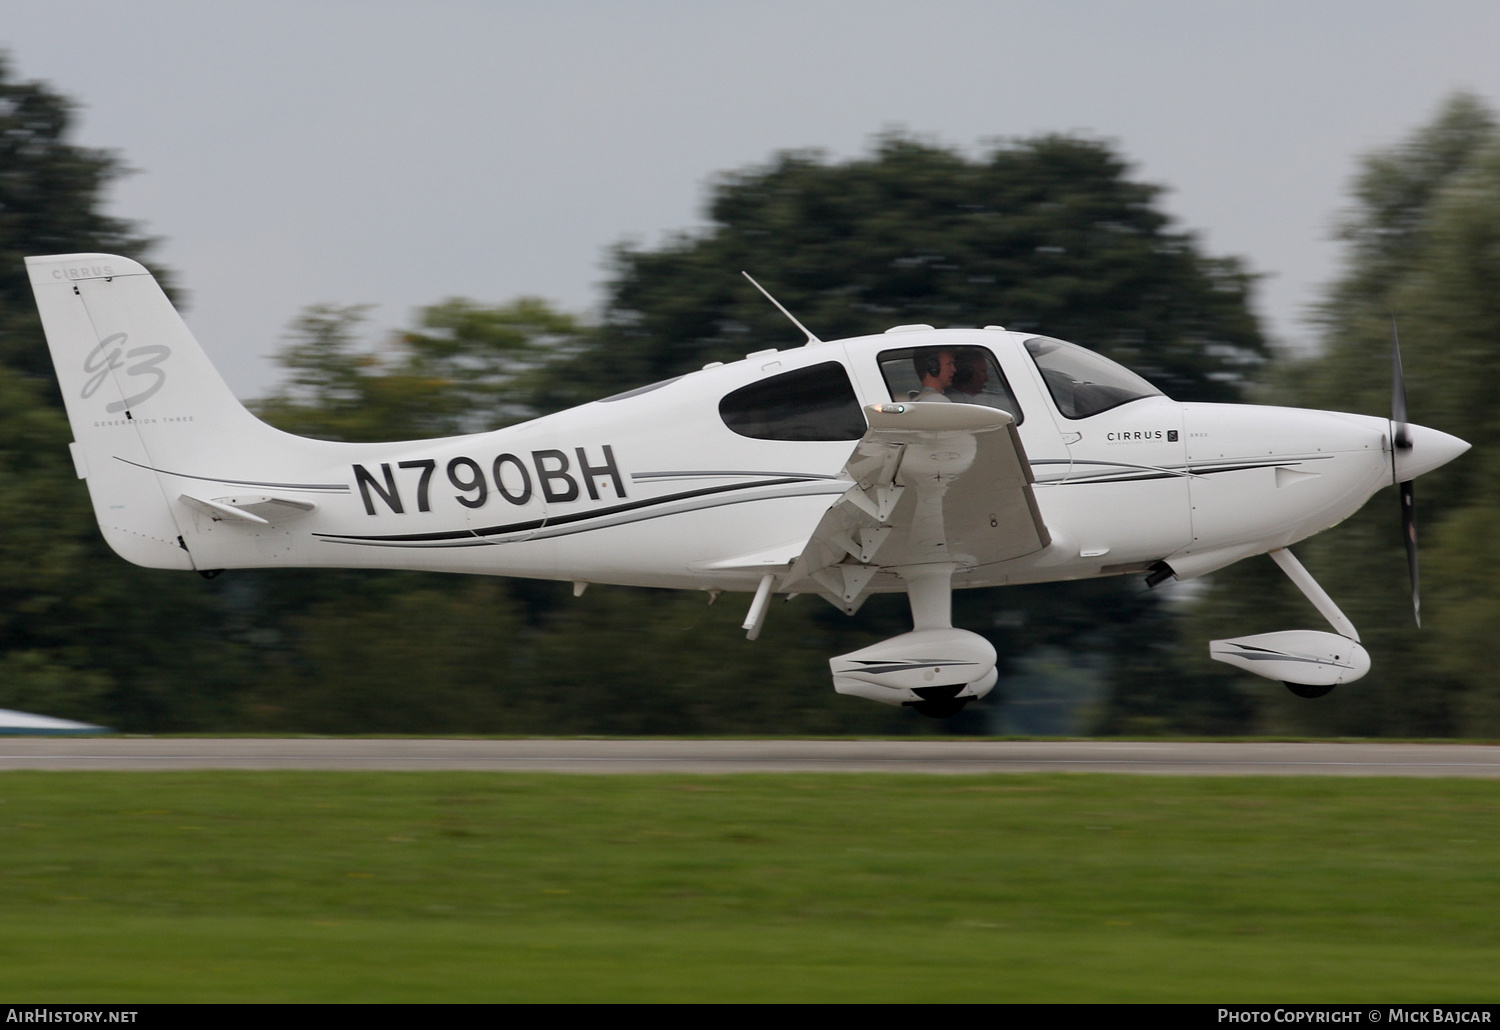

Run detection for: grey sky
[[8, 1, 1500, 397]]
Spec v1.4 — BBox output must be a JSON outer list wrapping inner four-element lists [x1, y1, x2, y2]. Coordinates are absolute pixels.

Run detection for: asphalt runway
[[2, 738, 1500, 775]]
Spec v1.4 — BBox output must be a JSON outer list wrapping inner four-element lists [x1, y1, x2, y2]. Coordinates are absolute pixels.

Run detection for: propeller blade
[[1401, 479, 1420, 627], [1391, 317, 1411, 451], [1392, 317, 1420, 625]]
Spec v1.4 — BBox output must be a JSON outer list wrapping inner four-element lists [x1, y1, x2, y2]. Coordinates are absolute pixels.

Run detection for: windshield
[[1024, 336, 1163, 419]]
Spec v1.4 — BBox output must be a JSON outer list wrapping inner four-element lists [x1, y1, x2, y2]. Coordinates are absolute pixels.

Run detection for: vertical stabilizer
[[26, 253, 274, 569]]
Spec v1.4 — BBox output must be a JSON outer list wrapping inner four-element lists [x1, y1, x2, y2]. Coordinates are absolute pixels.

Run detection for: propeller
[[1391, 318, 1420, 627]]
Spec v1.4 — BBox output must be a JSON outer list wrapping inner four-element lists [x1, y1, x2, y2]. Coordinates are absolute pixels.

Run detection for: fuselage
[[177, 327, 1408, 594], [32, 252, 1473, 711]]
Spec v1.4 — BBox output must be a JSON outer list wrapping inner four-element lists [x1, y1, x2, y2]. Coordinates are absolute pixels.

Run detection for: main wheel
[[911, 697, 969, 718], [1284, 682, 1335, 699]]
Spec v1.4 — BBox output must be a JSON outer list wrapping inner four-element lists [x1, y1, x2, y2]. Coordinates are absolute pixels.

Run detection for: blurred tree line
[[0, 53, 1491, 735]]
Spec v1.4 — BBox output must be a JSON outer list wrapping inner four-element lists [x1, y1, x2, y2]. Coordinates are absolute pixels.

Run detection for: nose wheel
[[1285, 681, 1335, 699], [911, 697, 970, 718], [907, 682, 972, 718]]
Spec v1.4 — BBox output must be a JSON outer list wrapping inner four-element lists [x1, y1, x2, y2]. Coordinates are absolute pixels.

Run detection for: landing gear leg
[[1268, 548, 1357, 700], [902, 564, 971, 718], [1269, 548, 1359, 642], [902, 563, 956, 631]]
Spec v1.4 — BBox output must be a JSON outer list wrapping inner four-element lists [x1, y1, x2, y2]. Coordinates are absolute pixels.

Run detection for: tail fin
[[27, 253, 282, 569]]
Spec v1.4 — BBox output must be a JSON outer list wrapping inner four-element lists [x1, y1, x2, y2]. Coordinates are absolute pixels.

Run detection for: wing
[[783, 402, 1051, 613]]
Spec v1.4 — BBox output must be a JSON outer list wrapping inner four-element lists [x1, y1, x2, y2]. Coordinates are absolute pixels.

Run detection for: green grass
[[1, 772, 1497, 1001]]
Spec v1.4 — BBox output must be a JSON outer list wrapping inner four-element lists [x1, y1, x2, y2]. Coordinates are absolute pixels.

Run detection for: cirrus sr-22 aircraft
[[27, 253, 1470, 717]]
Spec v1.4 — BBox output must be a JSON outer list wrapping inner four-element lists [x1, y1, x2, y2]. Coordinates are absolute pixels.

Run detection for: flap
[[695, 539, 811, 572]]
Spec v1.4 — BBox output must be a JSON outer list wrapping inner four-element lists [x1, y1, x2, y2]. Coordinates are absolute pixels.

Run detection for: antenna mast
[[741, 271, 822, 345]]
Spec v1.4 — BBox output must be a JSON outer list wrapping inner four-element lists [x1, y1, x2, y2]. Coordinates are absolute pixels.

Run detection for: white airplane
[[27, 253, 1470, 717]]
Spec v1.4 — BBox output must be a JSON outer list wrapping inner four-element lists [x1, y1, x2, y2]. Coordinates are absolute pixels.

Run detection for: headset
[[913, 348, 946, 380]]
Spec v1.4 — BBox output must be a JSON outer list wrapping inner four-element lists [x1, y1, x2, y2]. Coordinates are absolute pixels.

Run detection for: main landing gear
[[910, 685, 969, 718], [828, 563, 999, 718]]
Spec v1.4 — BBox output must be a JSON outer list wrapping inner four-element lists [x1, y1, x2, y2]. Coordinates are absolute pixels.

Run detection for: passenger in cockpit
[[946, 349, 990, 404]]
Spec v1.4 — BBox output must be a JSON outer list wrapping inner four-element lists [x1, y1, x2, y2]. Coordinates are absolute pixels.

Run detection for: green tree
[[402, 297, 590, 432], [255, 298, 590, 441]]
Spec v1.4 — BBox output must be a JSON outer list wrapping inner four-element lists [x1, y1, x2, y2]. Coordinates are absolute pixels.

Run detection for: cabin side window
[[876, 345, 1024, 424], [718, 361, 867, 441]]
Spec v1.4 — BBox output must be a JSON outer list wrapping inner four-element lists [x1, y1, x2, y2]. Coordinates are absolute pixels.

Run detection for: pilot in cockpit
[[911, 348, 956, 402]]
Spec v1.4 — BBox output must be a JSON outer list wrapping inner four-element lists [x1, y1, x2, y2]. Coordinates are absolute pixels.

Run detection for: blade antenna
[[742, 271, 822, 345]]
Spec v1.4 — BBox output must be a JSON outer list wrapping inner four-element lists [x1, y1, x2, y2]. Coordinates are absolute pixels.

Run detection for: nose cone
[[1393, 423, 1471, 483]]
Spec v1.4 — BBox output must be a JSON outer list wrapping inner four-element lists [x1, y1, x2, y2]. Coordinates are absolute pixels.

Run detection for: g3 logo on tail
[[81, 333, 171, 412]]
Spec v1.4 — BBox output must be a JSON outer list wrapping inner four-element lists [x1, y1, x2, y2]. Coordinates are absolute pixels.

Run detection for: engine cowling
[[830, 628, 998, 708]]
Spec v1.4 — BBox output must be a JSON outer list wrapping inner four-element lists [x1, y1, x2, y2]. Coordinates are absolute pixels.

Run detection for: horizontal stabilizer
[[179, 494, 318, 526]]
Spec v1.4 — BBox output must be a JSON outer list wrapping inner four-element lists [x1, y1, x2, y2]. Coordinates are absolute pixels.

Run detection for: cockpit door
[[1016, 335, 1191, 562]]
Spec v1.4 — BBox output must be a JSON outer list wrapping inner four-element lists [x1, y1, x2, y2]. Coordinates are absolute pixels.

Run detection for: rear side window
[[719, 361, 867, 441]]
